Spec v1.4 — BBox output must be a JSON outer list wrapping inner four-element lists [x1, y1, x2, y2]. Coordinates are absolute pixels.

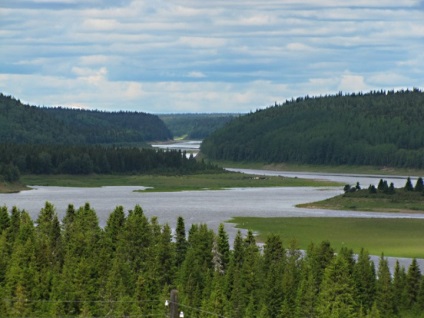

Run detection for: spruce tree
[[415, 177, 424, 192], [406, 258, 421, 307], [316, 254, 358, 318], [375, 255, 395, 317], [353, 248, 376, 312], [175, 216, 187, 268], [404, 177, 414, 191]]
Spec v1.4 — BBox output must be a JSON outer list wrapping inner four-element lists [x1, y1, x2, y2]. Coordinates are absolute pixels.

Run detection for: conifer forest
[[0, 203, 423, 318]]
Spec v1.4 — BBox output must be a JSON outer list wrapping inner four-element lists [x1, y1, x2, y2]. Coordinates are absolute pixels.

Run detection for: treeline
[[201, 89, 424, 168], [0, 203, 423, 317], [0, 144, 220, 179], [159, 113, 237, 139], [0, 93, 172, 145]]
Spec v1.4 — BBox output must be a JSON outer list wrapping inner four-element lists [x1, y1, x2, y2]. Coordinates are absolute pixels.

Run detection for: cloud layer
[[1, 0, 423, 112]]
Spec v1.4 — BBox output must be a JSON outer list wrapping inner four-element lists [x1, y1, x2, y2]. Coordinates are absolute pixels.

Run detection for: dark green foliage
[[405, 177, 414, 191], [0, 203, 423, 317], [368, 185, 377, 194], [1, 163, 20, 182], [159, 113, 237, 139], [0, 143, 222, 175], [415, 177, 424, 192], [0, 93, 172, 144], [202, 89, 424, 169]]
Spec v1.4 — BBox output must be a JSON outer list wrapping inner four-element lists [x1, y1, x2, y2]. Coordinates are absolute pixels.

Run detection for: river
[[1, 140, 423, 271]]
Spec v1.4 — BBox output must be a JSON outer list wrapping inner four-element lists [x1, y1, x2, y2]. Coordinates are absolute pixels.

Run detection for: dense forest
[[201, 89, 424, 168], [0, 143, 220, 181], [0, 203, 423, 317], [0, 94, 172, 145], [159, 113, 237, 139]]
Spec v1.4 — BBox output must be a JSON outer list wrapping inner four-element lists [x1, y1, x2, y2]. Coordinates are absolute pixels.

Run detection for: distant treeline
[[159, 113, 237, 139], [0, 143, 220, 180], [0, 93, 172, 145], [202, 89, 424, 168], [0, 203, 423, 317]]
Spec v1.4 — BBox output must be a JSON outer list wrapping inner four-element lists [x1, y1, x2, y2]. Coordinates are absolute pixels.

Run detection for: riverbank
[[0, 181, 30, 193], [13, 172, 340, 193], [211, 159, 424, 177]]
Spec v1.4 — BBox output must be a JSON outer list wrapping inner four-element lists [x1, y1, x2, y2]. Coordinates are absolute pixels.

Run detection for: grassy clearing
[[0, 182, 30, 193], [297, 189, 424, 213], [228, 217, 424, 258], [19, 172, 341, 192]]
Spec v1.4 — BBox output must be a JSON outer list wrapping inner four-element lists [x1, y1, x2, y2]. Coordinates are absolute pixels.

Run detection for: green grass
[[19, 172, 341, 192], [228, 217, 424, 258], [0, 181, 30, 193], [298, 189, 424, 213]]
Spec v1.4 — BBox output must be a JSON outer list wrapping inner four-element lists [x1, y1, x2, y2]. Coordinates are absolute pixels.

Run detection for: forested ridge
[[0, 94, 172, 145], [1, 203, 424, 317], [159, 113, 237, 139], [0, 143, 219, 181], [201, 89, 424, 168]]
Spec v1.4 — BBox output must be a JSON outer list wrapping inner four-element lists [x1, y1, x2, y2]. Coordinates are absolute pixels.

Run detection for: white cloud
[[338, 73, 368, 92], [187, 71, 206, 78], [1, 0, 424, 112]]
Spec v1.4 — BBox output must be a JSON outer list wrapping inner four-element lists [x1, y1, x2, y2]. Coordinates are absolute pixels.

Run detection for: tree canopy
[[0, 93, 172, 145], [1, 203, 423, 317], [201, 89, 424, 168]]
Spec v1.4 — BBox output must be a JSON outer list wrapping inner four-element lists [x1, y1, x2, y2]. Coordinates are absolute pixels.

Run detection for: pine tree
[[281, 240, 302, 317], [263, 235, 285, 318], [393, 260, 408, 312], [316, 254, 358, 318], [0, 205, 10, 235], [404, 177, 414, 191], [175, 216, 187, 268], [406, 258, 421, 307], [217, 223, 230, 272], [353, 248, 376, 312], [415, 177, 424, 192], [375, 255, 395, 317]]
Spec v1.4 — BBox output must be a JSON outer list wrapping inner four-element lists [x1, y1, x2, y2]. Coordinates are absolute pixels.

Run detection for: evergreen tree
[[281, 240, 302, 317], [393, 260, 408, 312], [262, 235, 285, 318], [375, 255, 395, 317], [316, 254, 358, 318], [295, 264, 317, 318], [404, 177, 414, 191], [353, 249, 376, 313], [175, 216, 187, 268], [406, 258, 421, 307], [217, 223, 230, 272], [415, 177, 424, 192], [0, 205, 10, 235], [104, 205, 126, 251]]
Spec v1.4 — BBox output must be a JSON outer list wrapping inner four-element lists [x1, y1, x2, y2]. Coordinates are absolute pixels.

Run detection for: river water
[[1, 139, 423, 270]]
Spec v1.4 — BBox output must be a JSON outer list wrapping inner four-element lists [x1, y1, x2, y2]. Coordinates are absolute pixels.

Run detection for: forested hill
[[0, 93, 172, 144], [159, 113, 237, 139], [201, 89, 424, 168]]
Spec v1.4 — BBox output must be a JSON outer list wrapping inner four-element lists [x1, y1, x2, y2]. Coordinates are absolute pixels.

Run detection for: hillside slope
[[0, 94, 172, 144], [201, 89, 424, 168], [159, 113, 237, 139]]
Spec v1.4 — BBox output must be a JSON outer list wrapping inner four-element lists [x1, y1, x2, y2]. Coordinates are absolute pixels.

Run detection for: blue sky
[[1, 0, 423, 113]]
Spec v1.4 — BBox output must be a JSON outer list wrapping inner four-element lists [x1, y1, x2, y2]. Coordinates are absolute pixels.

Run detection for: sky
[[1, 1, 424, 113]]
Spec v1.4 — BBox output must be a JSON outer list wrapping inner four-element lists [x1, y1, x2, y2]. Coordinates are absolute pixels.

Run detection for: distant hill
[[158, 113, 238, 139], [201, 89, 424, 169], [0, 94, 172, 144]]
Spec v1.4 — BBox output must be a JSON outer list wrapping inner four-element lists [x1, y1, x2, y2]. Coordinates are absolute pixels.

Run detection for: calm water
[[1, 169, 423, 270]]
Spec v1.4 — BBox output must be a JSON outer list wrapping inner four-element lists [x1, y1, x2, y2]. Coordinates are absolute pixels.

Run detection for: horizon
[[1, 1, 424, 113]]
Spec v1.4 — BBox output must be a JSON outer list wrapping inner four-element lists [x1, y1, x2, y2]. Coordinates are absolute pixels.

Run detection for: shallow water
[[1, 170, 423, 271]]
